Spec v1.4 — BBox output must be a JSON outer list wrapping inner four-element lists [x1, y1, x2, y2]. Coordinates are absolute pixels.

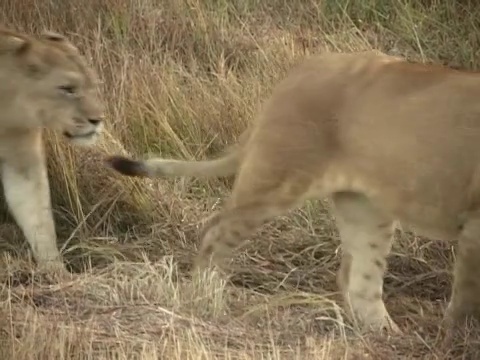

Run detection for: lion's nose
[[88, 118, 102, 125]]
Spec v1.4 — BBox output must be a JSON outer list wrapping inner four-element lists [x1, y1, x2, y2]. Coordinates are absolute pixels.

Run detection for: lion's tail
[[106, 149, 241, 179]]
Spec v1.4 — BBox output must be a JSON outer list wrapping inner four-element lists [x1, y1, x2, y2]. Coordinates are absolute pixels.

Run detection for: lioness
[[0, 27, 104, 274], [106, 50, 480, 333]]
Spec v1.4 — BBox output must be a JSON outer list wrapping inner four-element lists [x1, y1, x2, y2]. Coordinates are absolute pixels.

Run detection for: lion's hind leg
[[192, 149, 317, 272]]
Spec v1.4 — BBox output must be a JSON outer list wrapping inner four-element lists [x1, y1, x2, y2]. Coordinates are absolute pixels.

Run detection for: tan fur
[[0, 27, 104, 276], [106, 50, 480, 333]]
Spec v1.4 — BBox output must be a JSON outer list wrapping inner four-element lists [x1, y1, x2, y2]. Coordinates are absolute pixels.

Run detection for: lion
[[106, 50, 480, 334], [0, 27, 104, 276]]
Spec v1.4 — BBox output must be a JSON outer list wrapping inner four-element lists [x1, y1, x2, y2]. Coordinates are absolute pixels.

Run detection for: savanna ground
[[0, 1, 478, 358]]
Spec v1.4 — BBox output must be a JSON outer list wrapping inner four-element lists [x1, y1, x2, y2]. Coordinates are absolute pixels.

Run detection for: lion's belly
[[322, 155, 470, 242]]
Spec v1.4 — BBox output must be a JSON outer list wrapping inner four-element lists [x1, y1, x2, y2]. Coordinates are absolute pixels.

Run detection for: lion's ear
[[40, 31, 66, 42], [40, 30, 80, 55], [0, 34, 31, 56]]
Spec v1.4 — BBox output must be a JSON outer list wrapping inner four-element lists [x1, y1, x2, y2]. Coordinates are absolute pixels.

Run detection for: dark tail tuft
[[105, 156, 149, 177]]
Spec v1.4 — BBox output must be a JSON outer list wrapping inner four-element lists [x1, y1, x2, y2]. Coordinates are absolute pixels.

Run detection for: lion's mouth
[[63, 130, 97, 139]]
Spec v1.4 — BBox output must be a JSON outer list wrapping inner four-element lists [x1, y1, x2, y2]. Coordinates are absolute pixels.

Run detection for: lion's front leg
[[0, 145, 65, 274], [445, 217, 480, 329], [439, 217, 480, 356]]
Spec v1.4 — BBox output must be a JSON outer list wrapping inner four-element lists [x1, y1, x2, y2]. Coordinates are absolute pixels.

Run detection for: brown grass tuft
[[1, 0, 480, 358]]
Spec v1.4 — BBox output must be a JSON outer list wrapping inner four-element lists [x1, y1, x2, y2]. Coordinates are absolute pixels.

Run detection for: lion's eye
[[59, 85, 77, 95]]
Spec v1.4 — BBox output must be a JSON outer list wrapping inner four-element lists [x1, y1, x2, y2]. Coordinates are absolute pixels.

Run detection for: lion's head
[[0, 28, 104, 146]]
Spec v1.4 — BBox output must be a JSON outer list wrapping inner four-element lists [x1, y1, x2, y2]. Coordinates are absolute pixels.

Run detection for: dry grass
[[0, 0, 479, 358]]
